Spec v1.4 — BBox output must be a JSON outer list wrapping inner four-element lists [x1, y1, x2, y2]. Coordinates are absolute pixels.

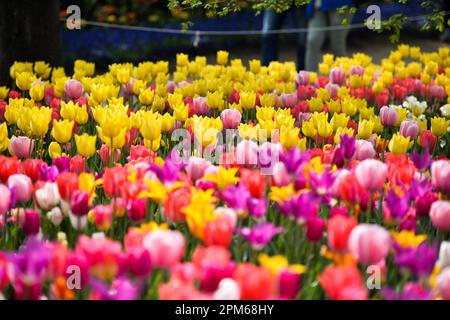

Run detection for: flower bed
[[0, 45, 449, 300]]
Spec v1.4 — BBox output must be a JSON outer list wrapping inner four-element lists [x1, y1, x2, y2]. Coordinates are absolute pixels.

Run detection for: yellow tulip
[[249, 59, 261, 74], [217, 50, 229, 65], [308, 97, 324, 112], [173, 103, 188, 122], [388, 134, 411, 155], [140, 112, 162, 140], [132, 80, 147, 96], [206, 91, 225, 110], [431, 117, 448, 137], [29, 82, 45, 101], [49, 141, 62, 159], [30, 107, 52, 137], [52, 119, 74, 144], [357, 119, 374, 139], [330, 113, 349, 131], [301, 120, 317, 138], [60, 101, 78, 121], [75, 104, 89, 125], [317, 119, 333, 138], [16, 72, 33, 91], [34, 61, 51, 79], [279, 126, 300, 149], [0, 86, 10, 100], [75, 134, 97, 157], [144, 137, 161, 152]]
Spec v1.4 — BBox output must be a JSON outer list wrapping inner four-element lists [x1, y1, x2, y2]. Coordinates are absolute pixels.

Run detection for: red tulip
[[56, 172, 79, 201], [327, 215, 357, 251]]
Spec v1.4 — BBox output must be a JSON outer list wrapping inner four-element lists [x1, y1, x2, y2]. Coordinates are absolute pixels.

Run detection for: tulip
[[280, 93, 297, 108], [296, 71, 310, 85], [35, 182, 60, 210], [319, 265, 368, 300], [143, 229, 185, 269], [29, 82, 45, 101], [0, 184, 11, 215], [70, 190, 90, 217], [437, 268, 450, 300], [348, 224, 391, 265], [10, 136, 34, 159], [213, 278, 240, 300], [20, 209, 40, 236], [431, 160, 450, 193], [306, 216, 326, 242], [233, 263, 274, 300], [204, 215, 233, 247], [329, 67, 345, 86], [185, 157, 209, 181], [164, 187, 191, 222], [127, 247, 152, 277], [430, 116, 448, 137], [429, 84, 445, 100], [327, 215, 357, 251], [220, 109, 241, 129], [65, 79, 83, 100], [399, 119, 419, 139], [92, 205, 113, 231], [51, 119, 74, 144], [69, 155, 85, 174], [216, 50, 229, 65], [56, 172, 79, 201], [7, 174, 32, 203], [380, 106, 398, 127], [127, 198, 147, 222], [355, 159, 387, 192], [192, 97, 210, 116], [354, 139, 375, 160], [419, 130, 437, 151], [388, 134, 410, 156], [235, 139, 258, 167], [47, 207, 63, 226], [98, 144, 121, 165], [430, 201, 450, 231], [437, 241, 450, 269]]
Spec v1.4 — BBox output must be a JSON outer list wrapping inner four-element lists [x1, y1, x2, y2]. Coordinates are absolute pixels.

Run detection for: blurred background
[[0, 0, 449, 84]]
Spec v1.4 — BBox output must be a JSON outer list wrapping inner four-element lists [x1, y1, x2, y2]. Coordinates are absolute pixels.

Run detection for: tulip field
[[0, 45, 449, 300]]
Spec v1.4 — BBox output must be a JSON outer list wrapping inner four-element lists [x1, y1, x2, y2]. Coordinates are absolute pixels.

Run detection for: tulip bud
[[20, 209, 40, 236]]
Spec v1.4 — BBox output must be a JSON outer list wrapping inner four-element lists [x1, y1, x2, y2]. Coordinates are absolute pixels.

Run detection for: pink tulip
[[7, 174, 32, 203], [280, 93, 297, 108], [0, 184, 11, 215], [296, 71, 310, 85], [220, 109, 241, 129], [235, 139, 258, 167], [35, 182, 60, 210], [437, 268, 450, 300], [354, 140, 376, 161], [350, 66, 364, 77], [193, 97, 210, 116], [326, 83, 339, 99], [399, 119, 419, 139], [348, 224, 391, 265], [430, 84, 445, 100], [329, 67, 345, 86], [380, 106, 398, 127], [431, 160, 450, 193], [430, 201, 450, 231], [65, 79, 84, 100], [272, 162, 291, 186], [127, 246, 152, 277], [10, 136, 34, 159], [99, 144, 121, 165], [355, 159, 387, 192], [186, 156, 209, 181], [143, 229, 185, 269]]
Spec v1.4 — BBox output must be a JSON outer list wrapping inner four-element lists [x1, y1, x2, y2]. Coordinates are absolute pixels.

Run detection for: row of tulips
[[0, 44, 449, 300]]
